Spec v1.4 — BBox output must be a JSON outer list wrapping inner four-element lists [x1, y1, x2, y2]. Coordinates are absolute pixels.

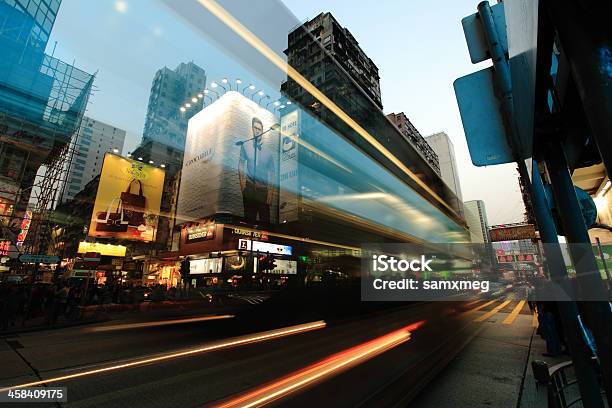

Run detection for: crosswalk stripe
[[465, 299, 497, 315], [474, 300, 512, 322], [532, 311, 539, 327], [465, 299, 480, 307], [502, 300, 526, 325]]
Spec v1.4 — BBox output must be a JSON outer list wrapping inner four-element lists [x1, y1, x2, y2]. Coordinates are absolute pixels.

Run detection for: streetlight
[[222, 77, 230, 91], [252, 90, 265, 101], [258, 94, 270, 105], [211, 80, 226, 92], [243, 84, 256, 96], [204, 88, 219, 98]]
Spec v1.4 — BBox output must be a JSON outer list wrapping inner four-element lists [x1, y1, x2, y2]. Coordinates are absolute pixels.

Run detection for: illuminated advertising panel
[[190, 258, 223, 274], [279, 109, 299, 223], [238, 239, 292, 256], [16, 210, 32, 247], [77, 241, 127, 257], [88, 154, 165, 242], [184, 223, 216, 244], [252, 258, 297, 275], [177, 91, 279, 224]]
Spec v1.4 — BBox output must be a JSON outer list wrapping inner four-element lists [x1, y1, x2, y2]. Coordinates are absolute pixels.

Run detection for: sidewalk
[[0, 298, 243, 336], [410, 306, 564, 407]]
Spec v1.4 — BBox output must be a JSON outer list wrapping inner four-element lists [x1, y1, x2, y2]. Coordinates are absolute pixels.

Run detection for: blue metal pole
[[544, 140, 612, 405], [532, 160, 604, 407]]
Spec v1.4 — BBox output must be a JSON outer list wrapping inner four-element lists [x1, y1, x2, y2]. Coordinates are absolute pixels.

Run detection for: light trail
[[193, 0, 463, 222], [85, 314, 235, 333], [213, 321, 425, 408], [0, 320, 326, 392]]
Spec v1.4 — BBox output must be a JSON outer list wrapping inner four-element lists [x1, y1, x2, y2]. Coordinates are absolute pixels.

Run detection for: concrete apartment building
[[425, 132, 463, 200], [464, 200, 490, 243], [63, 117, 125, 202]]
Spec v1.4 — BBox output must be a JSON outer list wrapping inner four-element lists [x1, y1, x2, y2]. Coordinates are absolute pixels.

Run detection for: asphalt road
[[0, 297, 508, 408]]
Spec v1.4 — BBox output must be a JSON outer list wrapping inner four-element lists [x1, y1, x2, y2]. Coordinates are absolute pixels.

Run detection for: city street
[[1, 296, 541, 407], [1, 0, 611, 406]]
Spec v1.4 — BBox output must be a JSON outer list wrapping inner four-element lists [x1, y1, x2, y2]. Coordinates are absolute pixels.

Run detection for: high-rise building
[[387, 112, 440, 175], [281, 12, 382, 115], [62, 117, 126, 202], [279, 12, 465, 223], [464, 200, 490, 243], [0, 0, 93, 254], [142, 62, 206, 151], [425, 132, 463, 200]]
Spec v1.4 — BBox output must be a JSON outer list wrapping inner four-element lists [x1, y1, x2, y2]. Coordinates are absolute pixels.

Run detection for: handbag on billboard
[[121, 179, 146, 226], [95, 198, 129, 232]]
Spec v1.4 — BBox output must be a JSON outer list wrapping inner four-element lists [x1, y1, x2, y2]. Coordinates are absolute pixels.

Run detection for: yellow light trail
[[85, 314, 235, 333], [194, 0, 462, 222], [502, 300, 526, 325], [0, 320, 326, 392]]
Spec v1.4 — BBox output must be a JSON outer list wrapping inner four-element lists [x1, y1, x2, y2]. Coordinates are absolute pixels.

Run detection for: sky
[[46, 0, 525, 226]]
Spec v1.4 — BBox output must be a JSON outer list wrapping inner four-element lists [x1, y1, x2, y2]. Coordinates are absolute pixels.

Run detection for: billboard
[[190, 258, 223, 274], [279, 109, 300, 222], [176, 91, 279, 224], [238, 239, 292, 256], [89, 154, 165, 242], [77, 241, 127, 257]]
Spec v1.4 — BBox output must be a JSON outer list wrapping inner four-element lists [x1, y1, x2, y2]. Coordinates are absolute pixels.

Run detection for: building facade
[[464, 200, 490, 243], [142, 62, 206, 151], [281, 12, 382, 116], [425, 132, 463, 200], [386, 112, 440, 175], [63, 117, 126, 202]]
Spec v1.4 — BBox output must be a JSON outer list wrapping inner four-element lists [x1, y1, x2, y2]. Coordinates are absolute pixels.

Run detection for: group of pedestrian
[[0, 280, 83, 331]]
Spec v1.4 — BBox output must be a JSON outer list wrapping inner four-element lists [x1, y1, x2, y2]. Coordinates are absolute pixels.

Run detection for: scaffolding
[[0, 49, 94, 259]]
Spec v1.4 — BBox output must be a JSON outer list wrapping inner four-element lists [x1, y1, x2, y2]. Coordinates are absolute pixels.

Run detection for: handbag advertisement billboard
[[176, 91, 279, 225], [88, 153, 165, 242]]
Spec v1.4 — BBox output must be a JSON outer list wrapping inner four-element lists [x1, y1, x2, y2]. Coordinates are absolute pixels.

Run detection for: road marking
[[532, 311, 539, 327], [0, 321, 327, 392], [464, 299, 497, 315], [502, 300, 526, 325], [474, 300, 511, 322]]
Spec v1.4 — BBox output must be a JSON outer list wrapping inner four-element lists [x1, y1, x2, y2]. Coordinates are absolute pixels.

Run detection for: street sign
[[454, 67, 513, 166], [462, 2, 507, 64], [19, 254, 60, 264], [489, 224, 537, 241]]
